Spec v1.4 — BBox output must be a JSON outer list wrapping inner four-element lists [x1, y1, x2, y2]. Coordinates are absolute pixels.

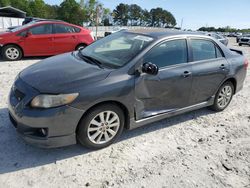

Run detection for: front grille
[[241, 39, 249, 42], [13, 87, 25, 101]]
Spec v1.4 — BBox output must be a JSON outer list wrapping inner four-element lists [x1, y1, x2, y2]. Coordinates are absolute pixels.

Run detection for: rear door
[[53, 23, 79, 54], [135, 38, 193, 120], [23, 23, 54, 56], [188, 38, 229, 105]]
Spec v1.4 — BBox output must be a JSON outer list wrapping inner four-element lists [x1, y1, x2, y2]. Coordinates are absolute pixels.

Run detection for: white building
[[0, 6, 26, 30]]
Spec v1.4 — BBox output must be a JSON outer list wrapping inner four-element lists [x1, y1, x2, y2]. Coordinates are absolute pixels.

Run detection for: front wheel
[[2, 45, 22, 61], [210, 82, 234, 112], [77, 104, 124, 149]]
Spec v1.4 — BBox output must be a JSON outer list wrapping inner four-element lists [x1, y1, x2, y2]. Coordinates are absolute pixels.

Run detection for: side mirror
[[25, 31, 32, 37], [142, 62, 159, 75]]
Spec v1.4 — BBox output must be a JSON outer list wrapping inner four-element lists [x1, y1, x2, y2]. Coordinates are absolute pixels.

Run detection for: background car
[[0, 21, 94, 60], [206, 32, 228, 46], [239, 35, 250, 46], [7, 17, 63, 30], [237, 34, 250, 43]]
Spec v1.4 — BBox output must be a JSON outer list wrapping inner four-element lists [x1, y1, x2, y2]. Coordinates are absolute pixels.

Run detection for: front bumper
[[239, 40, 250, 45], [8, 78, 84, 148]]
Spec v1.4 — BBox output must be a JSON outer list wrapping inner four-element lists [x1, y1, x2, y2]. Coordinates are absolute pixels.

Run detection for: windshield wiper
[[78, 51, 104, 69]]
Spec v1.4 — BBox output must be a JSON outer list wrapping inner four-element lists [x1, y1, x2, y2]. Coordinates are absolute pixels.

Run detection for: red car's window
[[54, 24, 80, 34], [29, 24, 53, 35]]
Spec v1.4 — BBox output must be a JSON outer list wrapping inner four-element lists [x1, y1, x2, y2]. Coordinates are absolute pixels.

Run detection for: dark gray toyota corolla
[[8, 29, 248, 149]]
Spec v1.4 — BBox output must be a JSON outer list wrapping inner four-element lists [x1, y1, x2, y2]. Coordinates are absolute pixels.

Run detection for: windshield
[[80, 32, 154, 68], [11, 21, 36, 32]]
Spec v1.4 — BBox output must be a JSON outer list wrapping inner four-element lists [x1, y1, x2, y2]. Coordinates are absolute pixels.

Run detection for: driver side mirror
[[141, 62, 159, 75], [25, 31, 32, 37]]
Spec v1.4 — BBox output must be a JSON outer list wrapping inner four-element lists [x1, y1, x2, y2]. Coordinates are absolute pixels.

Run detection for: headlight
[[31, 93, 79, 108]]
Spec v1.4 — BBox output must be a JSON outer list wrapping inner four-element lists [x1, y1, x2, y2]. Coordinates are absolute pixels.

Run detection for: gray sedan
[[8, 29, 247, 149]]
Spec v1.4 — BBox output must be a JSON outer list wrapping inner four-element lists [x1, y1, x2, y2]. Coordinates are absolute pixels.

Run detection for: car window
[[95, 36, 133, 52], [216, 46, 223, 58], [81, 32, 154, 68], [144, 39, 188, 68], [54, 24, 80, 33], [212, 34, 222, 39], [190, 39, 217, 61], [29, 24, 52, 35]]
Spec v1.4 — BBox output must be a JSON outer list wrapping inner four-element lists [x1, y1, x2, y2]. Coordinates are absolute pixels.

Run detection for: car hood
[[20, 52, 112, 93], [0, 31, 12, 37]]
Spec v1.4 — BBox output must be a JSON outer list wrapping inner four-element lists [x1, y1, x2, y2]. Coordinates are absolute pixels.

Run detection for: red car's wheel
[[2, 45, 22, 61]]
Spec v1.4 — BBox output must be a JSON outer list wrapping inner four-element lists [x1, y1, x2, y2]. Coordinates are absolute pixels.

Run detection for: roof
[[127, 28, 201, 39], [0, 6, 26, 18]]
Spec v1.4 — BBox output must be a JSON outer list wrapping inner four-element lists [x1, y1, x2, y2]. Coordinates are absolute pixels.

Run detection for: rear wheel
[[77, 104, 124, 149], [2, 45, 22, 61], [210, 81, 234, 112], [239, 43, 242, 46]]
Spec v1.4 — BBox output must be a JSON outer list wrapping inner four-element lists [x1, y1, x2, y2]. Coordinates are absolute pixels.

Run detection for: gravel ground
[[0, 38, 249, 188]]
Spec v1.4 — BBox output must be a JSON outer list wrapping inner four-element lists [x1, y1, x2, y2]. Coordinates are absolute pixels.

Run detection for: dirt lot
[[0, 38, 249, 188]]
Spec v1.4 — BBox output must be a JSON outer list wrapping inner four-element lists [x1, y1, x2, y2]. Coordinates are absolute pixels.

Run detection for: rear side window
[[54, 24, 80, 33], [190, 39, 223, 61], [144, 39, 188, 68], [29, 24, 52, 35]]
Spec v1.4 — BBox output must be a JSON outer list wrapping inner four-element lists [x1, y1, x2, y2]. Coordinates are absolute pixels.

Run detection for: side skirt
[[129, 97, 214, 130]]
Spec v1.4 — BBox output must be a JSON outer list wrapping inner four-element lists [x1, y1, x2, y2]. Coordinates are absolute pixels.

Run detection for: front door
[[135, 39, 193, 120], [23, 23, 54, 56]]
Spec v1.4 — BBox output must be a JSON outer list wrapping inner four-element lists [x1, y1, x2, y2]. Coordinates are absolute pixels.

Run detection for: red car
[[0, 21, 94, 61]]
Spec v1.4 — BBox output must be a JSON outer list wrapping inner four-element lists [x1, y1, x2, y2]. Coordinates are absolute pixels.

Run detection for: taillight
[[244, 59, 249, 70]]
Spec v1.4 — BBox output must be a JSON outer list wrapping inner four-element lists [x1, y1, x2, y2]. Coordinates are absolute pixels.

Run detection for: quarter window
[[190, 39, 221, 61], [29, 24, 52, 35], [144, 39, 188, 68]]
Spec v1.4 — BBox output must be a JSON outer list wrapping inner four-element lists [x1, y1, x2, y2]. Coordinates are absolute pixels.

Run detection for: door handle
[[182, 71, 192, 78], [220, 64, 225, 70]]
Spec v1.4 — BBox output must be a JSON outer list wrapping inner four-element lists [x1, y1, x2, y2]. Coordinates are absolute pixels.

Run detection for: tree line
[[198, 26, 250, 33], [0, 0, 177, 27]]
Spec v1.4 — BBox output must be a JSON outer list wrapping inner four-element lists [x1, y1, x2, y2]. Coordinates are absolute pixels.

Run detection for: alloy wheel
[[5, 47, 20, 60], [87, 111, 120, 144], [217, 85, 233, 109]]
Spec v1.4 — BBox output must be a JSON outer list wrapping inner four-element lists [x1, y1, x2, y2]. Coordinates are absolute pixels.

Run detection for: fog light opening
[[39, 128, 48, 137]]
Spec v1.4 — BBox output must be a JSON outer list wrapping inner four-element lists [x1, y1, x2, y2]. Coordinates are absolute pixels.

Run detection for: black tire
[[210, 81, 234, 112], [77, 104, 125, 149], [2, 45, 22, 61], [239, 43, 242, 46], [75, 44, 87, 51]]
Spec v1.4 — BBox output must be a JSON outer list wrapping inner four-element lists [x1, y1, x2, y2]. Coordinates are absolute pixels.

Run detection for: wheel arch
[[224, 77, 237, 94], [76, 100, 131, 133], [2, 43, 24, 56], [217, 77, 237, 95]]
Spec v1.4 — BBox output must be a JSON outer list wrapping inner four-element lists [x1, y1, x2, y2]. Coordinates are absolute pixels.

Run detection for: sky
[[44, 0, 250, 30]]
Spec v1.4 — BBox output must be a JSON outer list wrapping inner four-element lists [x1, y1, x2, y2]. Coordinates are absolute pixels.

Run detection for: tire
[[210, 81, 234, 112], [75, 44, 87, 51], [77, 104, 125, 149], [239, 43, 242, 46], [2, 45, 22, 61]]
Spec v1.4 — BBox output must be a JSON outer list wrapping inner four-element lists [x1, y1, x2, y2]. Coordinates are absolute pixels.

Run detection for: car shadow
[[0, 56, 50, 62], [0, 107, 215, 174]]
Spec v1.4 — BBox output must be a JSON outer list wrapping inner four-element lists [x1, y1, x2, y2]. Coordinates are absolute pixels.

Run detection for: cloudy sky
[[44, 0, 250, 30]]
